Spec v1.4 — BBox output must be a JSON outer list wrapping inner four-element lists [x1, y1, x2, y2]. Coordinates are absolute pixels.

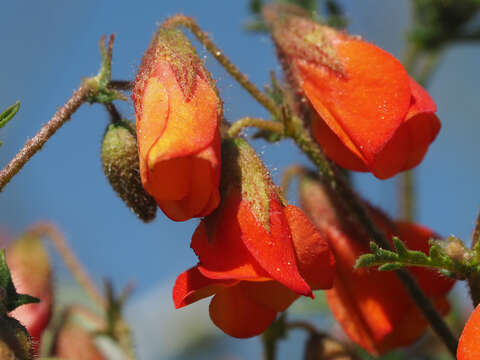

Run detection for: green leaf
[[393, 237, 409, 258], [280, 0, 317, 13], [0, 101, 20, 129], [429, 243, 445, 263], [378, 263, 403, 271], [249, 0, 263, 14], [355, 254, 378, 268], [0, 101, 20, 147], [0, 249, 39, 312], [355, 236, 479, 280]]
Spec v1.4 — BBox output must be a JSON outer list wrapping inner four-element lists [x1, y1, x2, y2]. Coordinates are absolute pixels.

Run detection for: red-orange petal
[[370, 78, 440, 178], [297, 38, 411, 166], [141, 63, 218, 165], [192, 190, 270, 281], [237, 281, 299, 312], [173, 266, 237, 308], [458, 304, 480, 360], [283, 205, 336, 290], [311, 114, 368, 172], [325, 225, 418, 355], [238, 196, 312, 296], [209, 285, 278, 338]]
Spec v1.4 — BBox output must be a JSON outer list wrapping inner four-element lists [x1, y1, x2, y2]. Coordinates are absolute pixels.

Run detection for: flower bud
[[101, 119, 157, 223], [265, 5, 440, 179], [0, 315, 33, 360], [133, 28, 221, 221], [7, 234, 52, 355]]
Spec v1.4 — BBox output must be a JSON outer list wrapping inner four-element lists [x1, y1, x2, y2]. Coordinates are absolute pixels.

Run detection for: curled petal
[[192, 190, 270, 281], [283, 205, 335, 290], [156, 132, 221, 221], [209, 285, 278, 338], [237, 281, 299, 312], [140, 64, 218, 165], [298, 39, 411, 165], [239, 197, 312, 296], [173, 267, 237, 309]]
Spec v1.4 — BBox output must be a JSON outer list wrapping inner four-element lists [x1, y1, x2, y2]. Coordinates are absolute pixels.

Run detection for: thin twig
[[28, 222, 105, 309], [286, 320, 317, 334], [399, 170, 416, 221], [110, 80, 133, 91], [0, 84, 93, 192], [281, 165, 305, 198], [398, 43, 422, 221], [416, 50, 442, 88], [227, 117, 284, 138], [469, 208, 480, 306], [162, 15, 281, 119], [262, 336, 277, 360], [104, 102, 122, 124]]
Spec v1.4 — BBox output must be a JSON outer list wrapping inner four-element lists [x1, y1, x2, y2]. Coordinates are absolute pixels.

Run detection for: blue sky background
[[1, 1, 479, 359]]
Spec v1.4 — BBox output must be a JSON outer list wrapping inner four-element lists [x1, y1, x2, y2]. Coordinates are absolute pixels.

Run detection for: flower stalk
[[162, 15, 282, 119], [0, 35, 124, 193], [27, 223, 105, 309], [227, 117, 284, 138]]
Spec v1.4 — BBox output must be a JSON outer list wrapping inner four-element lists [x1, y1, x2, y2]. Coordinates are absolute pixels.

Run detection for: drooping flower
[[133, 28, 222, 221], [265, 5, 440, 179], [7, 233, 53, 355], [299, 173, 454, 355], [457, 304, 480, 360], [173, 139, 335, 338]]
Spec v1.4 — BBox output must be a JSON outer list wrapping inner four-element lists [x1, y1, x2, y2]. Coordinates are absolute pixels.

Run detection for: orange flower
[[267, 9, 440, 179], [299, 175, 454, 355], [458, 304, 480, 360], [173, 139, 335, 338], [133, 28, 221, 221]]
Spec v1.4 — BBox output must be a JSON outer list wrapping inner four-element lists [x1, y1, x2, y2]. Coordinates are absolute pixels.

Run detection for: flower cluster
[[130, 7, 452, 357], [298, 174, 454, 355]]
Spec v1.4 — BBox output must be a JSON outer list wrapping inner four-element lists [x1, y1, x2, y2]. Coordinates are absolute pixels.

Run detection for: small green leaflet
[[0, 101, 20, 147], [0, 249, 39, 312]]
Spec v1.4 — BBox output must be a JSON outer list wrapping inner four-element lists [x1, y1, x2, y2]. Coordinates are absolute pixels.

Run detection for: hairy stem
[[262, 335, 277, 360], [398, 44, 422, 221], [227, 117, 284, 137], [469, 208, 480, 306], [110, 80, 133, 91], [281, 165, 305, 198], [0, 84, 93, 192], [399, 170, 416, 221], [28, 222, 105, 309], [162, 15, 281, 119], [104, 102, 123, 124]]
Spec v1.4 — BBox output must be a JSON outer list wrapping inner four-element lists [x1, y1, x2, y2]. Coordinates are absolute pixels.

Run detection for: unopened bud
[[444, 236, 471, 263], [101, 119, 157, 223], [0, 315, 33, 360]]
